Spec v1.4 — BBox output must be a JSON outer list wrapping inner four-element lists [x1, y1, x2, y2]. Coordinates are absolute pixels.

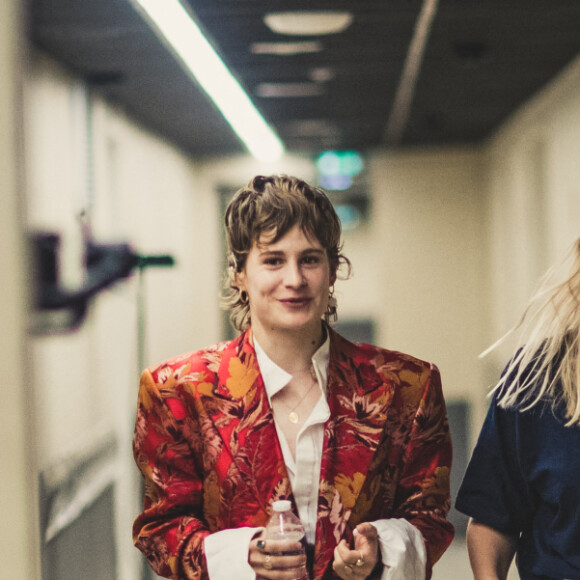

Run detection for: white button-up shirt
[[255, 336, 331, 544], [204, 336, 427, 580]]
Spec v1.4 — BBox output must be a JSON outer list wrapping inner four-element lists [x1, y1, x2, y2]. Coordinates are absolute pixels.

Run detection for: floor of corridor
[[433, 537, 519, 579]]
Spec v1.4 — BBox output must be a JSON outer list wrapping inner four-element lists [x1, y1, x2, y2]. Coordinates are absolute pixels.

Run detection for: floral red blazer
[[133, 327, 454, 579]]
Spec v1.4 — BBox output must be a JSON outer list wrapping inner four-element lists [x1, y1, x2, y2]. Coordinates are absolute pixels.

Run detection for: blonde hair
[[488, 237, 580, 426], [222, 175, 351, 332]]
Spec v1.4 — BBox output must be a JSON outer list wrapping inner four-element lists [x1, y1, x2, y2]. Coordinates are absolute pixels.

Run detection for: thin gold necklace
[[279, 380, 317, 424], [280, 363, 318, 424]]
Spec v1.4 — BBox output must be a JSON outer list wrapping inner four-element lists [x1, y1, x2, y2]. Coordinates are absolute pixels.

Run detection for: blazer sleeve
[[391, 364, 454, 576], [132, 368, 210, 580]]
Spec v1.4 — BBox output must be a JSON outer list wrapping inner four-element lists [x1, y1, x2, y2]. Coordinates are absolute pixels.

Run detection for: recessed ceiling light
[[255, 83, 325, 98], [308, 67, 335, 82], [250, 41, 323, 55], [285, 120, 341, 138], [264, 11, 353, 36]]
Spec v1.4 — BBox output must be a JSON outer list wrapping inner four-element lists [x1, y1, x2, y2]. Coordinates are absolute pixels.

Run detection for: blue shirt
[[456, 390, 580, 579]]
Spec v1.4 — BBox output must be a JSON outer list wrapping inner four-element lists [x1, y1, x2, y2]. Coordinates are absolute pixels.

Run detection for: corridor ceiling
[[29, 0, 580, 159]]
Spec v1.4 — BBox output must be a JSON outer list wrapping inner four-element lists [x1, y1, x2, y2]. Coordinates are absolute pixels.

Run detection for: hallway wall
[[23, 50, 219, 580], [0, 0, 41, 578], [484, 54, 580, 389]]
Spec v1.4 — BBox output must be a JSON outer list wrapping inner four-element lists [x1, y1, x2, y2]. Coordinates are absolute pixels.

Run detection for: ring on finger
[[264, 554, 273, 570], [355, 551, 364, 567], [257, 539, 265, 550]]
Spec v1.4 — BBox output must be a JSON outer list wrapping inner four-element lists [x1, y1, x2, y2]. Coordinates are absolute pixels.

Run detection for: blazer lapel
[[203, 330, 293, 527], [314, 330, 394, 576]]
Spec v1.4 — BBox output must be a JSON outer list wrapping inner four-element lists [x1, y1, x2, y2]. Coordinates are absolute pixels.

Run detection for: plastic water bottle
[[264, 500, 309, 579]]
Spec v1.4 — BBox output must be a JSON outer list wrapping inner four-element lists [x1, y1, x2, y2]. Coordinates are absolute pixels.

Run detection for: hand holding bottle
[[248, 500, 309, 579]]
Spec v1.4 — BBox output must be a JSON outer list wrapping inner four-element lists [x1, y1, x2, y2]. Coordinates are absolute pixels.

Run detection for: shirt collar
[[254, 333, 330, 401]]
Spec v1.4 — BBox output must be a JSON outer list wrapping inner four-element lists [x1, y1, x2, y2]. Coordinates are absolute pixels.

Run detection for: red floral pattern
[[133, 328, 454, 579]]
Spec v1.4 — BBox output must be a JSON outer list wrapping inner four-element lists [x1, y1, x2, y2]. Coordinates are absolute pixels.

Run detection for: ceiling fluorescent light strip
[[133, 0, 284, 162]]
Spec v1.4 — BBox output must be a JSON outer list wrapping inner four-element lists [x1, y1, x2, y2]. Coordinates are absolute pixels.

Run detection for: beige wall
[[484, 55, 580, 381], [23, 51, 218, 580], [367, 148, 488, 399], [0, 0, 41, 577]]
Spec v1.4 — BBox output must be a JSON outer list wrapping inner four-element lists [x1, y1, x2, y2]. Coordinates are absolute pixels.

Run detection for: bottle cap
[[272, 500, 292, 512]]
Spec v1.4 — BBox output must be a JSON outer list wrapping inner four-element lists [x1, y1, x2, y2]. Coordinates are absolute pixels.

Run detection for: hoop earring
[[239, 290, 249, 305], [326, 286, 337, 323]]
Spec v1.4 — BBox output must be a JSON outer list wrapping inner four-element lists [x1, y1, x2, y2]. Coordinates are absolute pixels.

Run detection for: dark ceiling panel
[[28, 0, 580, 158], [406, 0, 580, 145], [187, 0, 419, 152]]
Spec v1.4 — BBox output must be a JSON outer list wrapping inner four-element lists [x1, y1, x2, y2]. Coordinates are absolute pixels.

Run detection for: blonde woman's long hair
[[487, 237, 580, 426]]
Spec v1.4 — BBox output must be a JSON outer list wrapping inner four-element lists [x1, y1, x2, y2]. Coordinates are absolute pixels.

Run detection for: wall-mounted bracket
[[31, 232, 175, 334]]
